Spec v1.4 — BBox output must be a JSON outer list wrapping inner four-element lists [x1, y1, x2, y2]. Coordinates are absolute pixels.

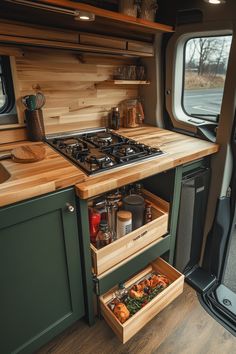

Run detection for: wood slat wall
[[15, 47, 139, 133]]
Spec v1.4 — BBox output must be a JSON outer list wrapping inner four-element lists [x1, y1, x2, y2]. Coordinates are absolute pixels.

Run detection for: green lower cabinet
[[0, 188, 85, 354]]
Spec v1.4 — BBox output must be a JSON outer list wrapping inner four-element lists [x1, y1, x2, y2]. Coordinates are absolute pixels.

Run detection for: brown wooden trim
[[10, 57, 24, 124], [0, 127, 27, 144], [0, 44, 24, 57]]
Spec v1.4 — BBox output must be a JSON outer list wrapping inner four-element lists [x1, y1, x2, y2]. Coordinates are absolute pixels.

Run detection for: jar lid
[[123, 194, 145, 206], [117, 210, 132, 221]]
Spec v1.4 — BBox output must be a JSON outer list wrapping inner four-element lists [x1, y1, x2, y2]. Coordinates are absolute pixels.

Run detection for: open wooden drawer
[[100, 257, 184, 343], [91, 190, 169, 276]]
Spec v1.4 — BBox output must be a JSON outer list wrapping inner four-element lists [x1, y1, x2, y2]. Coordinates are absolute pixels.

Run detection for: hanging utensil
[[35, 92, 46, 109], [22, 95, 37, 111], [22, 92, 46, 111]]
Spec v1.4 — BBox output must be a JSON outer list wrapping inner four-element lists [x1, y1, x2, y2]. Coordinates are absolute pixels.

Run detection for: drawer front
[[100, 257, 184, 343], [80, 34, 126, 50], [128, 40, 154, 54], [91, 191, 169, 276]]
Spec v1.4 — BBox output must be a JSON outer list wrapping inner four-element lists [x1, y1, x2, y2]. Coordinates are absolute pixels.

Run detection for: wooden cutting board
[[0, 145, 46, 163]]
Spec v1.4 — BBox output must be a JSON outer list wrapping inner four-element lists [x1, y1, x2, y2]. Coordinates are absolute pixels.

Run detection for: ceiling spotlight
[[204, 0, 226, 4], [74, 11, 95, 21]]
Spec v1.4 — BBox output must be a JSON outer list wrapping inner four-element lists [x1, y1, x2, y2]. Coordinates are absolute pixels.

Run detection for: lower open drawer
[[100, 257, 184, 343]]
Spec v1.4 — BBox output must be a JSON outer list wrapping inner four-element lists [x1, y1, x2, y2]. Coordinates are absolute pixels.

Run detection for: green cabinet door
[[0, 188, 85, 354]]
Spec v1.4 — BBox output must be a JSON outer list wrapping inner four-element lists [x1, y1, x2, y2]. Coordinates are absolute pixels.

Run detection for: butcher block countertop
[[0, 141, 86, 207], [0, 126, 219, 206], [75, 126, 219, 199]]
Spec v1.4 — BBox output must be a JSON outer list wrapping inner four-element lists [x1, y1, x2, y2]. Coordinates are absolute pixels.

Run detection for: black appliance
[[46, 129, 165, 175], [174, 168, 210, 274]]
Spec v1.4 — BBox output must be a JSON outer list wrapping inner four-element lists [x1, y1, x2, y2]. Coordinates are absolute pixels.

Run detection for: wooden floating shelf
[[39, 0, 174, 35], [108, 80, 150, 85], [96, 80, 151, 86]]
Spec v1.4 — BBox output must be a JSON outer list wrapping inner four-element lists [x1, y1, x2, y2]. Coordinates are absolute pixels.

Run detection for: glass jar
[[96, 220, 112, 249]]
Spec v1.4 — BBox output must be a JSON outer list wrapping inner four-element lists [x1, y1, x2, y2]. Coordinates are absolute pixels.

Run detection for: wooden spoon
[[0, 145, 46, 163]]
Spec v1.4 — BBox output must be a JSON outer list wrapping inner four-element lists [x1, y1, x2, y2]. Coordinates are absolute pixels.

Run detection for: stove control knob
[[66, 203, 75, 213]]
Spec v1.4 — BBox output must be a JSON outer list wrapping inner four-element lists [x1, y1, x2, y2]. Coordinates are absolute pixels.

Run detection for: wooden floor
[[37, 285, 236, 354]]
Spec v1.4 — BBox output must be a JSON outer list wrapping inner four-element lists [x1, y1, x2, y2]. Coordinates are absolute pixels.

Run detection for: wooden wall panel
[[15, 48, 139, 133]]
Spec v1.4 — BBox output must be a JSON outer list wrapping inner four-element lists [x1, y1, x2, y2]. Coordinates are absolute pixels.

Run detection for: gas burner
[[97, 132, 112, 142], [47, 129, 165, 175], [63, 138, 80, 146], [118, 144, 136, 156], [86, 152, 115, 170]]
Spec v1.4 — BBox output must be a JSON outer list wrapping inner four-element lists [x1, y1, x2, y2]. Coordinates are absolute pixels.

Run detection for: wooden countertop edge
[[0, 181, 56, 207], [75, 143, 219, 199]]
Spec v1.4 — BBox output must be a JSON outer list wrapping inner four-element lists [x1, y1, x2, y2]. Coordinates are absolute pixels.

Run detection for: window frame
[[165, 23, 233, 135], [0, 55, 17, 125], [181, 34, 232, 124]]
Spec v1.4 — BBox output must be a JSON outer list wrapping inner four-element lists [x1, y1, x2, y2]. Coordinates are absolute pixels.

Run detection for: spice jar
[[117, 210, 132, 238], [115, 283, 128, 300], [144, 202, 152, 224], [96, 220, 112, 249], [109, 107, 120, 130]]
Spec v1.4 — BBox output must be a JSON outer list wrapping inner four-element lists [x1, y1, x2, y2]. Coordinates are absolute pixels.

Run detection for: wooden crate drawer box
[[91, 189, 169, 276], [100, 257, 184, 343]]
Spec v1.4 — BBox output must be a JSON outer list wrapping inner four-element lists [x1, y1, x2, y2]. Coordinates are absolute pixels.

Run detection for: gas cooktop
[[47, 129, 165, 175]]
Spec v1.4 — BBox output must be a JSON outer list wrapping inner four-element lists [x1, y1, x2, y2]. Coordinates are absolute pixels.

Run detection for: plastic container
[[117, 210, 132, 238]]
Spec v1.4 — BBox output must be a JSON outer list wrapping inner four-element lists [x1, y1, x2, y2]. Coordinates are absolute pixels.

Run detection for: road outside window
[[183, 35, 232, 122]]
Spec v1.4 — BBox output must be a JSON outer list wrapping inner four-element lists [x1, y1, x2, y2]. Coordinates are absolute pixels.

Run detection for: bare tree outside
[[183, 35, 232, 120], [185, 35, 232, 89]]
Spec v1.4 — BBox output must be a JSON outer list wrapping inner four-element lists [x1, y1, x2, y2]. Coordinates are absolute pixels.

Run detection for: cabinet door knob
[[66, 203, 75, 213]]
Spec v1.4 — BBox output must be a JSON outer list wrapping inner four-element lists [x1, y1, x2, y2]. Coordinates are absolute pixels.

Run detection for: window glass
[[183, 35, 232, 122]]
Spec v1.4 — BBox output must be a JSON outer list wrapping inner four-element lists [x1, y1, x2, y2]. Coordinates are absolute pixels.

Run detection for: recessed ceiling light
[[74, 11, 95, 21], [204, 0, 226, 4]]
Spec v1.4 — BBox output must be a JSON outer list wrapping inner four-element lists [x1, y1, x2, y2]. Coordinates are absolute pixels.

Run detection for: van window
[[0, 56, 17, 124], [0, 58, 7, 111], [183, 35, 232, 123]]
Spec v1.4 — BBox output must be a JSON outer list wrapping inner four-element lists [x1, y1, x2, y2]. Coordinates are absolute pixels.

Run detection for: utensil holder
[[25, 109, 45, 141]]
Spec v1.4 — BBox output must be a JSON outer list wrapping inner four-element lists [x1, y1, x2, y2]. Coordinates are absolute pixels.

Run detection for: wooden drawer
[[128, 40, 154, 55], [100, 257, 184, 343], [91, 190, 169, 276], [80, 34, 126, 50]]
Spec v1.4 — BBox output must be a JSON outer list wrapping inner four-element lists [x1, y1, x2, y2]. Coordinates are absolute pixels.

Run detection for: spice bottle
[[89, 208, 101, 244], [110, 107, 120, 130], [144, 202, 152, 224], [96, 220, 112, 249], [117, 210, 132, 238], [134, 183, 143, 196]]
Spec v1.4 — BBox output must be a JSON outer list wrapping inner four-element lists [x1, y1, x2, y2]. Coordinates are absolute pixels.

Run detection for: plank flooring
[[36, 285, 236, 354]]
